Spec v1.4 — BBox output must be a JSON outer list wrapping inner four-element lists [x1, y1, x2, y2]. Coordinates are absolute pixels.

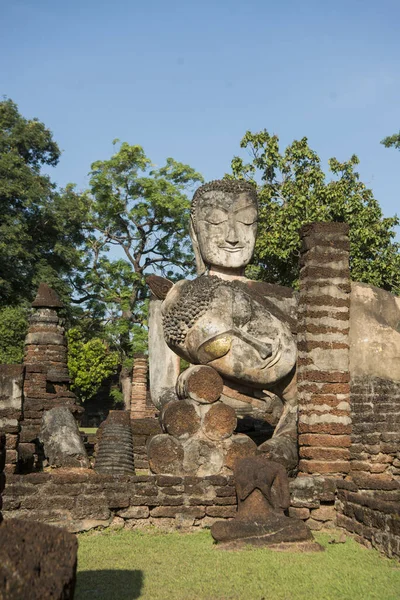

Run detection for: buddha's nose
[[225, 220, 239, 245]]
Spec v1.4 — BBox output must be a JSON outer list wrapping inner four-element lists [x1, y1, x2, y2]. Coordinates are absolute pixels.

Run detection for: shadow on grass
[[76, 569, 143, 600]]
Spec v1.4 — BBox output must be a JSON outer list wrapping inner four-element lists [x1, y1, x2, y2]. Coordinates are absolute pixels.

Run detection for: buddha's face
[[194, 191, 257, 270]]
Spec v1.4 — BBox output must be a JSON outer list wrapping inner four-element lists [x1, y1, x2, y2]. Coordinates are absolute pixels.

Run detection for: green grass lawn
[[76, 528, 400, 600], [79, 428, 98, 435]]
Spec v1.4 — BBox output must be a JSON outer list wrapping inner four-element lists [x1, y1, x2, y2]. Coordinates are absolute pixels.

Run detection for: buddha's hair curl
[[191, 179, 258, 226]]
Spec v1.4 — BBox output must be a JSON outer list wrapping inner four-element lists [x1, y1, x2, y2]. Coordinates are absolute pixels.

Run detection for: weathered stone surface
[[289, 476, 322, 508], [211, 456, 313, 547], [259, 435, 299, 472], [148, 434, 184, 475], [206, 505, 237, 518], [32, 283, 64, 308], [0, 365, 24, 410], [177, 365, 223, 404], [224, 434, 257, 470], [202, 402, 237, 441], [288, 507, 310, 519], [95, 411, 134, 475], [162, 275, 297, 389], [0, 519, 77, 599], [298, 434, 352, 447], [311, 504, 336, 522], [162, 400, 201, 438], [350, 283, 400, 381], [148, 297, 181, 409], [299, 459, 350, 474], [25, 332, 66, 346], [40, 407, 89, 468], [131, 418, 162, 436], [117, 506, 150, 519], [183, 438, 224, 477], [299, 447, 350, 461], [212, 510, 314, 545]]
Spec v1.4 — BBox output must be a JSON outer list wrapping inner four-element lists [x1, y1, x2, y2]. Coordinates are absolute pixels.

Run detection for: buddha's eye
[[235, 208, 257, 225], [204, 209, 228, 225]]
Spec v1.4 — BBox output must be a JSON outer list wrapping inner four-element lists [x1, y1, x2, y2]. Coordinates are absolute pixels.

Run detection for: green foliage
[[0, 99, 87, 307], [0, 305, 29, 363], [67, 141, 203, 359], [109, 387, 125, 409], [230, 130, 400, 293], [381, 132, 400, 151], [67, 328, 119, 403]]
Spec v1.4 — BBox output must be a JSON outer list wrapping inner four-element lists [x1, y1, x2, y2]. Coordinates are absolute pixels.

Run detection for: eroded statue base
[[211, 456, 320, 550]]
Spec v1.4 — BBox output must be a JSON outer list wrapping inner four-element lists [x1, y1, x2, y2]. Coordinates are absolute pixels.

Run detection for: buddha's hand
[[197, 328, 273, 364]]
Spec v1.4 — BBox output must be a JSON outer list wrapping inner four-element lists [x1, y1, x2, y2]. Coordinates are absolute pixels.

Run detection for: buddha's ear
[[189, 216, 207, 276]]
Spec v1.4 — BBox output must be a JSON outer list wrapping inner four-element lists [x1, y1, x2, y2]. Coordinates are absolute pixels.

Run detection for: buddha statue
[[148, 180, 299, 471]]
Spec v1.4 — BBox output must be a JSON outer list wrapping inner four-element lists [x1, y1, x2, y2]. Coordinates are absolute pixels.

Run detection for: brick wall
[[336, 376, 400, 557], [336, 479, 400, 558], [131, 418, 162, 471], [350, 377, 400, 481], [1, 470, 340, 534], [2, 472, 237, 532], [297, 223, 351, 478], [131, 356, 155, 419]]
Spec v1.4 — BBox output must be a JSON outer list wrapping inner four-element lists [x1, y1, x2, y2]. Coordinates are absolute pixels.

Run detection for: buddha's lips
[[218, 246, 245, 252]]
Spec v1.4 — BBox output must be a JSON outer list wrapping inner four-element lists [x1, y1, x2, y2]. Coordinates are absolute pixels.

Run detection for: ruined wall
[[1, 470, 338, 533], [334, 280, 400, 557], [131, 418, 162, 471], [2, 472, 237, 532], [336, 479, 400, 557], [336, 371, 400, 557], [0, 366, 24, 474], [350, 378, 400, 481]]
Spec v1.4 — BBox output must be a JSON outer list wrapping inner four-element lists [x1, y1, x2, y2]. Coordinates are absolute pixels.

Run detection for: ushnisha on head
[[190, 180, 258, 277]]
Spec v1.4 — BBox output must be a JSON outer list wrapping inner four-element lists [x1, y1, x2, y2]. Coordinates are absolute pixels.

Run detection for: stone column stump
[[148, 365, 257, 476]]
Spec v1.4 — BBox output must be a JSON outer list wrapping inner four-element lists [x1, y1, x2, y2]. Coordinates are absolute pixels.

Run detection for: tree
[[0, 99, 86, 308], [381, 132, 400, 151], [229, 130, 400, 294], [65, 142, 203, 403], [67, 141, 203, 354], [0, 305, 29, 363], [66, 328, 119, 404]]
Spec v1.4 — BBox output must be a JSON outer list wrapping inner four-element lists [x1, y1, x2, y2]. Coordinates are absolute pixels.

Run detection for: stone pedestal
[[148, 366, 257, 476]]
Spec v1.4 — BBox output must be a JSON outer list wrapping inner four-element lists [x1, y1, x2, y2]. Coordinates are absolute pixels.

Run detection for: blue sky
[[1, 0, 399, 233]]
